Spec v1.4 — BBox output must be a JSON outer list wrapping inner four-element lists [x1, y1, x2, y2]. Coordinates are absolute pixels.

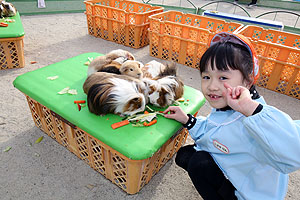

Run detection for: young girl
[[163, 32, 300, 200]]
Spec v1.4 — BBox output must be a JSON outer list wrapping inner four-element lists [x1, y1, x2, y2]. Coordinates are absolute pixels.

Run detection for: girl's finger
[[163, 108, 171, 114], [231, 87, 237, 99], [235, 87, 242, 97], [163, 106, 176, 114], [224, 86, 232, 98], [223, 82, 232, 90]]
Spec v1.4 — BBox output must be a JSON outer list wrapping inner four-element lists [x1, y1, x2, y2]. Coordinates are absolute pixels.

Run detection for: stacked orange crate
[[236, 25, 300, 99], [148, 10, 243, 69], [84, 0, 163, 48]]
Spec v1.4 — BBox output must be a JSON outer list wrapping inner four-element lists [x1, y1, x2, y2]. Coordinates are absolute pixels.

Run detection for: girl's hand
[[223, 83, 259, 117], [163, 106, 189, 124]]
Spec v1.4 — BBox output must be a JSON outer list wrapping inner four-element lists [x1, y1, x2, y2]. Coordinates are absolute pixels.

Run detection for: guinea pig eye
[[130, 68, 133, 71], [132, 98, 138, 101]]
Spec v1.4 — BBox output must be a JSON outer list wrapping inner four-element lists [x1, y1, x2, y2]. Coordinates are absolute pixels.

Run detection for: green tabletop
[[0, 12, 25, 38], [13, 53, 206, 160]]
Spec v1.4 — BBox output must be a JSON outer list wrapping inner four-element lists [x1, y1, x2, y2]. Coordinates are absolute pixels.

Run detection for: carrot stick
[[77, 103, 81, 111], [74, 100, 86, 104], [144, 110, 149, 114], [111, 120, 130, 129], [144, 119, 157, 126]]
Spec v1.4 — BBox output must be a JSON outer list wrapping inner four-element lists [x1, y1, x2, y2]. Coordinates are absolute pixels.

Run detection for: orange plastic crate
[[24, 95, 189, 194], [148, 10, 243, 69], [84, 0, 163, 48], [0, 36, 25, 70], [236, 25, 300, 48], [236, 25, 300, 99]]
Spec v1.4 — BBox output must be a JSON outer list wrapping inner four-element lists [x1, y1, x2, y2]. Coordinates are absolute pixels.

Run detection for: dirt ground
[[0, 11, 300, 200]]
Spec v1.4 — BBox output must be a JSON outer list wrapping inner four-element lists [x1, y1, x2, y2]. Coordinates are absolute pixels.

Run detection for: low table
[[13, 53, 206, 194], [0, 12, 25, 70]]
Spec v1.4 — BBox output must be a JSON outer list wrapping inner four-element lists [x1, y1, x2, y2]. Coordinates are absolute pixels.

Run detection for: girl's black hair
[[199, 41, 254, 83]]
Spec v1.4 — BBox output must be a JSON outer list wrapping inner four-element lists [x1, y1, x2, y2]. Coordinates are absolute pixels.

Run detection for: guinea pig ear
[[138, 62, 144, 68], [149, 85, 156, 94], [119, 66, 128, 73], [126, 52, 135, 60], [124, 97, 144, 113]]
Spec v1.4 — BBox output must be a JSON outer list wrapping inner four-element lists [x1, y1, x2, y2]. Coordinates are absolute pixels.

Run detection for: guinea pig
[[142, 60, 166, 79], [145, 75, 184, 108], [87, 49, 135, 76], [119, 60, 143, 79], [142, 60, 179, 79], [88, 59, 143, 79], [83, 72, 147, 116], [142, 62, 184, 107], [0, 1, 17, 18]]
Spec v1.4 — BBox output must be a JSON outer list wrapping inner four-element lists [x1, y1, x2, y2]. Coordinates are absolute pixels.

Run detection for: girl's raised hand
[[163, 106, 189, 124], [223, 83, 259, 116]]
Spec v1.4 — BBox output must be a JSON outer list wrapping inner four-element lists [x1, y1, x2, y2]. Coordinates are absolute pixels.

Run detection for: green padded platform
[[13, 53, 206, 160], [0, 12, 24, 38]]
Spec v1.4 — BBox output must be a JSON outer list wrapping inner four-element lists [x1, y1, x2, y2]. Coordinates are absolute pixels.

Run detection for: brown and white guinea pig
[[119, 60, 143, 79], [0, 1, 17, 18], [142, 62, 184, 107], [83, 72, 147, 116], [87, 49, 135, 76], [145, 76, 184, 107], [142, 60, 166, 79], [88, 59, 143, 79]]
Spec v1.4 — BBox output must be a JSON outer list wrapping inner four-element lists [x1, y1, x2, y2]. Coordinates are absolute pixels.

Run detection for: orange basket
[[84, 0, 163, 48], [0, 36, 25, 70], [24, 95, 189, 194], [148, 10, 243, 69], [236, 25, 300, 99]]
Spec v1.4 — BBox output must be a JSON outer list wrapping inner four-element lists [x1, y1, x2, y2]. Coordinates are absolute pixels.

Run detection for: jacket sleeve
[[187, 116, 208, 141], [243, 105, 300, 174]]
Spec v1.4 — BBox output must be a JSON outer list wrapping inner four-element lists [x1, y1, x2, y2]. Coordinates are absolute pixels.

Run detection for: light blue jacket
[[189, 96, 300, 200]]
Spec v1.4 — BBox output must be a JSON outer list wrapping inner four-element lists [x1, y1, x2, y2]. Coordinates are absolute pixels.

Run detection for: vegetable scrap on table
[[110, 97, 190, 129], [74, 100, 86, 111], [47, 76, 59, 80], [84, 57, 94, 66], [57, 87, 77, 95]]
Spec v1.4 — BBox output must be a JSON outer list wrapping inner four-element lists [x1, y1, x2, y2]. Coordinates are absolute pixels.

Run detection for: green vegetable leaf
[[3, 146, 11, 152], [35, 136, 44, 144]]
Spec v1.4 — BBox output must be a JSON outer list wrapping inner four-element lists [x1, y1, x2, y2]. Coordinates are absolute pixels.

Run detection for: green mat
[[0, 12, 24, 38], [13, 53, 206, 160]]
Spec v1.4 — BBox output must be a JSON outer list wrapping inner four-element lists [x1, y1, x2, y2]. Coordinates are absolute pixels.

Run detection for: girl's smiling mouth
[[208, 94, 222, 100]]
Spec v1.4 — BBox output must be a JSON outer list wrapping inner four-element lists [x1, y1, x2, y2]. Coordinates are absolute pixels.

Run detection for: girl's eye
[[220, 76, 228, 80], [202, 76, 210, 80]]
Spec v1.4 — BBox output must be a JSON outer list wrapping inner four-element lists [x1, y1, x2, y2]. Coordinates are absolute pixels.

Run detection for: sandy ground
[[0, 4, 300, 200]]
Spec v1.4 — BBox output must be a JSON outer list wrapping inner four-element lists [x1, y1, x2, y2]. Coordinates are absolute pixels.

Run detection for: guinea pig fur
[[88, 59, 143, 79], [145, 75, 184, 108], [141, 61, 184, 107], [83, 72, 147, 116], [87, 49, 135, 76], [0, 1, 17, 17], [142, 60, 166, 79], [119, 60, 143, 79], [106, 49, 135, 61]]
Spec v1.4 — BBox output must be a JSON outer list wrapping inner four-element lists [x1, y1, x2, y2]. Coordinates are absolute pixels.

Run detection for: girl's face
[[201, 64, 250, 109]]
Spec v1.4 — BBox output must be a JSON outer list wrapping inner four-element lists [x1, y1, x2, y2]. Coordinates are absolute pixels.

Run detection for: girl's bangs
[[200, 43, 238, 73]]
